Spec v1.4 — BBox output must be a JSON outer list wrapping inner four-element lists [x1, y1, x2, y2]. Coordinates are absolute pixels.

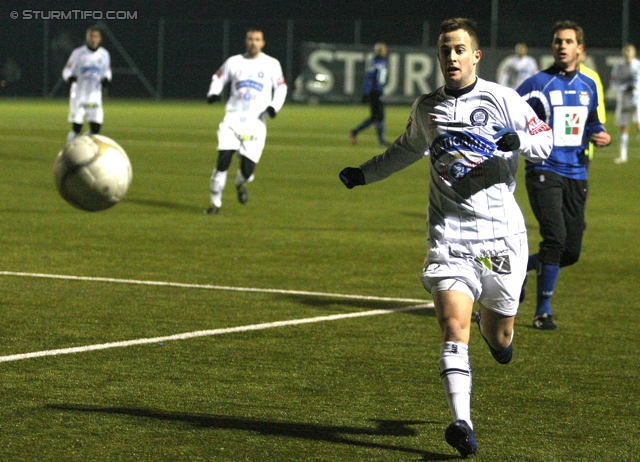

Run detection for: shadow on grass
[[47, 404, 458, 460], [125, 197, 203, 213]]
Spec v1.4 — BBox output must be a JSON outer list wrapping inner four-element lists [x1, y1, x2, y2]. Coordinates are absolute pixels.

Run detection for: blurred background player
[[62, 26, 112, 143], [498, 42, 538, 89], [610, 43, 640, 164], [517, 21, 610, 330], [205, 28, 287, 215], [578, 48, 606, 166], [348, 42, 389, 146]]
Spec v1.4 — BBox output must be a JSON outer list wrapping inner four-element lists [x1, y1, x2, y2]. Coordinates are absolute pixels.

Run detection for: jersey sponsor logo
[[552, 106, 588, 146], [470, 108, 489, 126], [476, 254, 511, 274], [564, 113, 581, 135], [579, 91, 590, 106], [235, 79, 264, 92], [527, 117, 551, 135], [430, 132, 494, 160]]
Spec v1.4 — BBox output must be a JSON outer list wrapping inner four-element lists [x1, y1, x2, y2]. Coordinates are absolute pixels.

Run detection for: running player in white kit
[[62, 26, 112, 143], [204, 28, 287, 215], [340, 18, 552, 457]]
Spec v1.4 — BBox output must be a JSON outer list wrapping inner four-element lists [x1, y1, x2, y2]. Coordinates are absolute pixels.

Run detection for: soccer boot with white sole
[[532, 314, 558, 330]]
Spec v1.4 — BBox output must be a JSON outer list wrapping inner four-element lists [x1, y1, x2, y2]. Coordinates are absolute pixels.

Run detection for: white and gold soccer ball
[[54, 135, 132, 212]]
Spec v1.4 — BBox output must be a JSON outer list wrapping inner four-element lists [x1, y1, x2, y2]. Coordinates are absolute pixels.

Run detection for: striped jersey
[[359, 77, 552, 241]]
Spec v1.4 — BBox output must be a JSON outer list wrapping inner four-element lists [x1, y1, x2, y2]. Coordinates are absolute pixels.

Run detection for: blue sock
[[535, 264, 559, 317], [375, 121, 385, 143]]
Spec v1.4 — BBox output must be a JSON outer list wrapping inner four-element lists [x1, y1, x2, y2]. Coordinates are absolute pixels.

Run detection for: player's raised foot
[[445, 420, 477, 458], [204, 205, 219, 215], [532, 314, 558, 330], [475, 311, 513, 364], [236, 184, 248, 204], [613, 157, 627, 164], [348, 130, 357, 145]]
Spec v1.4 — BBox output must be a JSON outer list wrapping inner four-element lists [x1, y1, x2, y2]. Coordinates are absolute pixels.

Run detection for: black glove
[[339, 167, 366, 189], [492, 126, 520, 152], [101, 78, 110, 88], [207, 94, 221, 104], [264, 106, 276, 118], [67, 76, 77, 84]]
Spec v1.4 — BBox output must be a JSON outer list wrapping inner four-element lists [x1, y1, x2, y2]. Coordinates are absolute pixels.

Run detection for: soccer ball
[[54, 135, 132, 212]]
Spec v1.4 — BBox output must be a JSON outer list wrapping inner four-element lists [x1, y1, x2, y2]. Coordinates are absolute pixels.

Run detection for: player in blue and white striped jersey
[[340, 17, 552, 458]]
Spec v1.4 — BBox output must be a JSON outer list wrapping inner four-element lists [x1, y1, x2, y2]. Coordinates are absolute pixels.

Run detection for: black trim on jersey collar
[[444, 78, 478, 98], [543, 64, 578, 78]]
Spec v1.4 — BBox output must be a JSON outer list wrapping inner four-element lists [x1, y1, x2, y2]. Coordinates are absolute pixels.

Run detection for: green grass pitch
[[0, 98, 638, 461]]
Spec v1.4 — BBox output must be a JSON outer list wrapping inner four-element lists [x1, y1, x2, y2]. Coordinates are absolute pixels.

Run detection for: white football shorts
[[420, 233, 528, 316], [68, 100, 104, 124], [615, 100, 640, 127], [217, 118, 267, 163]]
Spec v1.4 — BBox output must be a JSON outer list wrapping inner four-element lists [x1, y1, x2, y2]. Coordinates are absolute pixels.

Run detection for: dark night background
[[1, 0, 638, 98]]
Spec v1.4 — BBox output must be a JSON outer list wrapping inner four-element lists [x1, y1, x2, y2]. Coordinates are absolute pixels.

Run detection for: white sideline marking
[[0, 304, 432, 363], [0, 271, 433, 363], [0, 271, 429, 304]]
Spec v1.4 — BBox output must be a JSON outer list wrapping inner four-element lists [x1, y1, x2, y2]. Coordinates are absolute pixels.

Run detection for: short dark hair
[[439, 18, 479, 50], [551, 20, 584, 45], [86, 26, 102, 35]]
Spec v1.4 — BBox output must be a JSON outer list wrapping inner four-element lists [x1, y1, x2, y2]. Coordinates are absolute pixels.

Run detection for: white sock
[[620, 133, 629, 160], [209, 169, 227, 207], [439, 342, 472, 428], [66, 130, 79, 143]]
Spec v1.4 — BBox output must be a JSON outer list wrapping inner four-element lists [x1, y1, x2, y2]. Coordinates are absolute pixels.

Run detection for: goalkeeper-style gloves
[[207, 94, 221, 104], [492, 126, 521, 152], [339, 167, 365, 189], [261, 106, 277, 119]]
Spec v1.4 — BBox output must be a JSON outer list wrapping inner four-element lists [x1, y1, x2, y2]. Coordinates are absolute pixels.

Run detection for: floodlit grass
[[0, 98, 638, 461]]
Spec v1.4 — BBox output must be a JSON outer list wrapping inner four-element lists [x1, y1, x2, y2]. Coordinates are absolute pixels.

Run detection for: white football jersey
[[360, 77, 552, 241], [499, 55, 538, 89], [62, 45, 112, 105], [207, 53, 287, 124], [611, 58, 640, 106]]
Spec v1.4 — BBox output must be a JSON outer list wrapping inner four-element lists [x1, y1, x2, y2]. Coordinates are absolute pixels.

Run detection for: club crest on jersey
[[470, 108, 489, 126], [449, 162, 468, 180], [579, 91, 590, 106]]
